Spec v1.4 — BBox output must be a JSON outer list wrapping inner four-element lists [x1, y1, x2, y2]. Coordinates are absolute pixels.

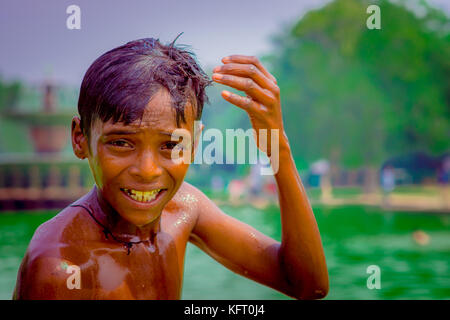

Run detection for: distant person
[[437, 156, 450, 210], [437, 156, 450, 185], [248, 162, 264, 198], [382, 165, 395, 192], [310, 159, 331, 202], [228, 179, 245, 205], [381, 165, 395, 206], [13, 37, 328, 300], [263, 178, 278, 202], [210, 175, 224, 193]]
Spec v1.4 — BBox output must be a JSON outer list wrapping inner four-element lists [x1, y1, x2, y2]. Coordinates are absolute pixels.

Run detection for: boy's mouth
[[120, 188, 166, 204]]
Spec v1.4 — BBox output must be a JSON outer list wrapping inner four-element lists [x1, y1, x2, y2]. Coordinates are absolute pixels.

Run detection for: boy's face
[[74, 88, 197, 227]]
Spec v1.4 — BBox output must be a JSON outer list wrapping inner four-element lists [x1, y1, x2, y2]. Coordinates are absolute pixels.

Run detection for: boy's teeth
[[122, 188, 161, 203]]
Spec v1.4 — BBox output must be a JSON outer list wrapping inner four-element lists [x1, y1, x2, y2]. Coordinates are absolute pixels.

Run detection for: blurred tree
[[266, 0, 450, 190], [0, 77, 32, 153], [0, 77, 22, 111]]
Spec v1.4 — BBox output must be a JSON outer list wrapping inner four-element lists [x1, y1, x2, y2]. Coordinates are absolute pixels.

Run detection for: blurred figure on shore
[[228, 179, 246, 205], [311, 159, 331, 202], [248, 163, 264, 199], [211, 175, 224, 194], [263, 178, 278, 203], [437, 156, 450, 210], [381, 165, 395, 207], [247, 163, 279, 209]]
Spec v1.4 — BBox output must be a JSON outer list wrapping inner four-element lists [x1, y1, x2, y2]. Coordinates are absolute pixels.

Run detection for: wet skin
[[13, 55, 329, 300]]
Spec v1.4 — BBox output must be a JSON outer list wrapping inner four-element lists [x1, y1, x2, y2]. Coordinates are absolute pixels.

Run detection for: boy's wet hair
[[78, 35, 212, 137]]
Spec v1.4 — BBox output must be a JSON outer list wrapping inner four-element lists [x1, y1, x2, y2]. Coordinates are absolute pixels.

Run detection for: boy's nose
[[129, 152, 163, 182]]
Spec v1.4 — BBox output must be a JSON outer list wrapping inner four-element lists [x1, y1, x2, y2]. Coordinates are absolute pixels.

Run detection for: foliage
[[266, 0, 450, 168], [0, 77, 31, 153]]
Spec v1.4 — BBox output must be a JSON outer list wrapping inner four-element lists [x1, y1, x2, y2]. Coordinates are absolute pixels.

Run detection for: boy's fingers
[[213, 63, 277, 93], [212, 73, 275, 106], [222, 55, 277, 84], [221, 90, 258, 113]]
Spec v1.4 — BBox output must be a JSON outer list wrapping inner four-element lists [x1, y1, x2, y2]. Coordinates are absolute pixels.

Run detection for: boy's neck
[[88, 186, 161, 243]]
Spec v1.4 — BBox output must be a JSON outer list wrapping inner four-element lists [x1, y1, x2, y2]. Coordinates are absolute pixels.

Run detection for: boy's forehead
[[95, 89, 196, 134]]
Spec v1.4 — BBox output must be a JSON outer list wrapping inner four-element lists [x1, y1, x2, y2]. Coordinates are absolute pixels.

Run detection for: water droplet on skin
[[179, 193, 198, 210], [174, 212, 189, 227], [147, 242, 156, 253]]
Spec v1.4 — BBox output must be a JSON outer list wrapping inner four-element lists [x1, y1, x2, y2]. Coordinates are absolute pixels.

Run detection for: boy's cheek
[[88, 151, 123, 190], [161, 161, 190, 195], [169, 161, 190, 179]]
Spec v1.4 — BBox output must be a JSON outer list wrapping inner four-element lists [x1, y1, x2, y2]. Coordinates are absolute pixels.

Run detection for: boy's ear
[[71, 116, 89, 160]]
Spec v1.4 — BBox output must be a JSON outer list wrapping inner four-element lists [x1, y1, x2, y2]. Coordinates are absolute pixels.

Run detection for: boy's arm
[[189, 55, 328, 299]]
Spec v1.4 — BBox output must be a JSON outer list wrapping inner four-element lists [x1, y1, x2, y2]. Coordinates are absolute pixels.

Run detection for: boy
[[13, 37, 328, 300]]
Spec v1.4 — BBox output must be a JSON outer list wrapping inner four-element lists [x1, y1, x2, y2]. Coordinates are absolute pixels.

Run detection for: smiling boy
[[13, 38, 328, 300]]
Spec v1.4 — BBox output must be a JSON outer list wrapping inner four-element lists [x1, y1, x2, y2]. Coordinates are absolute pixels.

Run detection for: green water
[[0, 205, 449, 299]]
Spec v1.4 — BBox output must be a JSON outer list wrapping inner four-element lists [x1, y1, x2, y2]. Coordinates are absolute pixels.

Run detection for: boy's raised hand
[[194, 56, 329, 299], [212, 55, 285, 155]]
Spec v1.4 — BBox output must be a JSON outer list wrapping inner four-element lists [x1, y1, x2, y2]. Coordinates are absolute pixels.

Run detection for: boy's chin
[[115, 199, 166, 224]]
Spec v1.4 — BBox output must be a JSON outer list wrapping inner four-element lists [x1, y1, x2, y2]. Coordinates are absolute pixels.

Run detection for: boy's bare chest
[[85, 210, 195, 299]]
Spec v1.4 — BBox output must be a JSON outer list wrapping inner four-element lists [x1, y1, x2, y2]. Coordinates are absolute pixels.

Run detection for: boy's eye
[[162, 141, 180, 150], [109, 140, 133, 148]]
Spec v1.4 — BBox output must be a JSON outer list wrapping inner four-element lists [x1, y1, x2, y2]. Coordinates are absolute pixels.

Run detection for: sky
[[1, 0, 449, 87]]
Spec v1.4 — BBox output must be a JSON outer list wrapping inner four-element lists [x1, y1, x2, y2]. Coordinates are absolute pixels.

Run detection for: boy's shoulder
[[162, 181, 218, 236], [15, 205, 98, 299], [26, 204, 100, 261], [168, 181, 212, 215]]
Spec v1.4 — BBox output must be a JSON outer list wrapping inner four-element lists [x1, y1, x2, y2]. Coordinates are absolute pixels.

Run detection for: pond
[[0, 204, 449, 299]]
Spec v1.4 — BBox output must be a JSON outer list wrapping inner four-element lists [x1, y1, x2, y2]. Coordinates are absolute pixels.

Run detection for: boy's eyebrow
[[103, 129, 139, 136], [103, 129, 178, 137], [159, 131, 176, 137]]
